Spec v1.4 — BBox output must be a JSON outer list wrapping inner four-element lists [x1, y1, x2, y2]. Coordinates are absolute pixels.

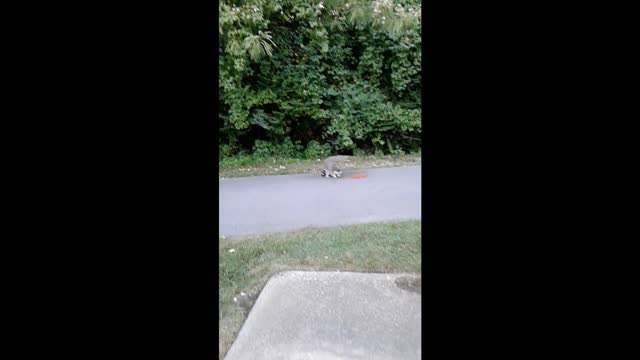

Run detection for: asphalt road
[[219, 165, 421, 237]]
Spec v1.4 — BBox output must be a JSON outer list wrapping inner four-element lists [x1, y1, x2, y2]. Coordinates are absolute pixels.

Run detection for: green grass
[[218, 220, 422, 358], [218, 153, 422, 179]]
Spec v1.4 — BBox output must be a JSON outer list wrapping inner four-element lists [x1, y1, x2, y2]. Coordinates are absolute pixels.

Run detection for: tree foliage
[[219, 0, 422, 158]]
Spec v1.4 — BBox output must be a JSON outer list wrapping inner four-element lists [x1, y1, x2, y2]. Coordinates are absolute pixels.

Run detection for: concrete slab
[[224, 271, 421, 360]]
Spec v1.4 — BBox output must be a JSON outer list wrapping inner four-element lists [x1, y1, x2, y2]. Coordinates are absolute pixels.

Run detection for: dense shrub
[[304, 140, 332, 159], [253, 137, 304, 159], [219, 0, 421, 159]]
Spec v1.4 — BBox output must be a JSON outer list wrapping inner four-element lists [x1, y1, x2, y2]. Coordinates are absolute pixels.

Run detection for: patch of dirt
[[394, 276, 421, 294], [235, 288, 261, 315]]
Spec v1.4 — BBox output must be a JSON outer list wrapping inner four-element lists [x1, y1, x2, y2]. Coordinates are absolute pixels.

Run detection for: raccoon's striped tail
[[320, 169, 342, 178]]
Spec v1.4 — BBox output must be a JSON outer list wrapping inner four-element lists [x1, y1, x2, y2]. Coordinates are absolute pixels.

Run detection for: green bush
[[253, 138, 303, 160], [303, 140, 331, 159], [219, 144, 236, 161], [251, 140, 276, 159], [324, 83, 421, 152], [219, 0, 422, 158]]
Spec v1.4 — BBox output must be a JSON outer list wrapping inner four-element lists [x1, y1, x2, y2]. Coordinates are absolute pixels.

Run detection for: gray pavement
[[224, 271, 421, 360], [219, 165, 421, 237]]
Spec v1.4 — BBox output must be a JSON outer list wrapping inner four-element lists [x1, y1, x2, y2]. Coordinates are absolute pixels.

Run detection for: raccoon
[[320, 155, 353, 178]]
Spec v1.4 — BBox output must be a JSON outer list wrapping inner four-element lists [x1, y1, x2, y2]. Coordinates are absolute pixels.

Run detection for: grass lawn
[[218, 219, 422, 358], [219, 153, 421, 179]]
